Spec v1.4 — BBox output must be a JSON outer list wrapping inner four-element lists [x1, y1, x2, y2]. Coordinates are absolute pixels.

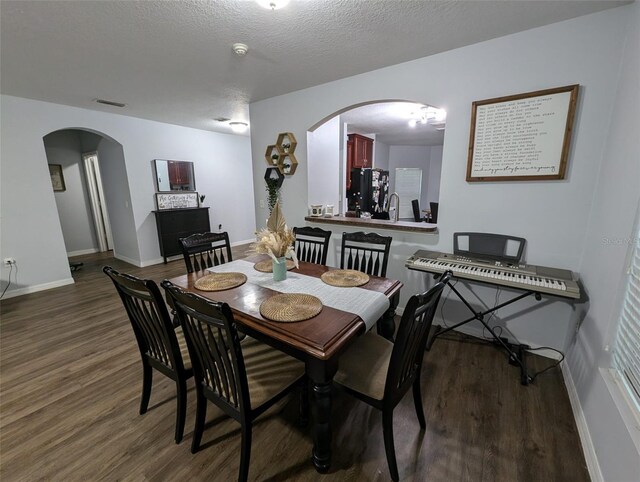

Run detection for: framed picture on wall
[[48, 164, 66, 192], [466, 84, 579, 182]]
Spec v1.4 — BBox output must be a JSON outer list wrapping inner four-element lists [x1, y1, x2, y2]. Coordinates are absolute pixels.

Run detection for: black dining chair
[[340, 231, 392, 277], [179, 231, 232, 273], [411, 199, 423, 222], [103, 266, 193, 444], [162, 281, 306, 482], [429, 202, 439, 224], [334, 271, 452, 481], [293, 226, 332, 265]]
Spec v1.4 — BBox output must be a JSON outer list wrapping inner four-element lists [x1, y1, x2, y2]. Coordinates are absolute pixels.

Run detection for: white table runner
[[207, 259, 390, 330]]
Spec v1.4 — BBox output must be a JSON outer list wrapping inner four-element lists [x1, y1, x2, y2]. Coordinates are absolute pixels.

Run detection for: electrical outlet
[[259, 199, 265, 209], [4, 258, 16, 266], [218, 224, 222, 233]]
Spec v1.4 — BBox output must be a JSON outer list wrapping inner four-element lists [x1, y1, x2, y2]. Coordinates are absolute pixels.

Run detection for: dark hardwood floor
[[0, 250, 589, 481]]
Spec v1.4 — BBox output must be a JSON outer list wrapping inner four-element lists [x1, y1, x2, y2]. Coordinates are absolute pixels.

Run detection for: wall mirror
[[154, 159, 196, 191]]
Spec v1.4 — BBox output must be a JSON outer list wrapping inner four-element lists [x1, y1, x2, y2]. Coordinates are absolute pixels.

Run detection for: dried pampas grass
[[250, 201, 299, 268]]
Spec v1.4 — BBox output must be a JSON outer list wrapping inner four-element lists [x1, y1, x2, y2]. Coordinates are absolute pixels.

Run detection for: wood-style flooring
[[0, 250, 589, 481]]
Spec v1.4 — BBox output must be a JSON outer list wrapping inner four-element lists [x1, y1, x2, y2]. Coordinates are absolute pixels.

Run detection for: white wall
[[307, 116, 340, 212], [566, 2, 640, 480], [373, 139, 389, 171], [426, 145, 443, 206], [81, 131, 140, 262], [388, 144, 430, 216], [0, 95, 255, 296], [247, 4, 638, 480], [44, 130, 99, 255]]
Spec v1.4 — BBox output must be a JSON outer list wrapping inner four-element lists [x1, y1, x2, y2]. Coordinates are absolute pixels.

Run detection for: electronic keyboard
[[406, 249, 580, 299]]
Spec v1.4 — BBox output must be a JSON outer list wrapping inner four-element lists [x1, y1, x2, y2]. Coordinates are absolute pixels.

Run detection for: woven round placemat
[[260, 293, 323, 322], [321, 269, 370, 287], [194, 272, 247, 291], [253, 259, 296, 273]]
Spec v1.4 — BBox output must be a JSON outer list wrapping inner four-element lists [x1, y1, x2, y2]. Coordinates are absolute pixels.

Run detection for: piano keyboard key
[[409, 255, 578, 299]]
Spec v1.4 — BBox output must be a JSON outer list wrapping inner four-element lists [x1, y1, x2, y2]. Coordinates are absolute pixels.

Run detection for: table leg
[[308, 360, 337, 473], [379, 291, 399, 341]]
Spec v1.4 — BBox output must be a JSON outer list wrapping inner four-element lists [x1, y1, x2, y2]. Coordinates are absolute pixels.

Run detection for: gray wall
[[44, 130, 99, 255], [307, 116, 341, 211], [388, 145, 431, 215], [427, 145, 442, 206], [81, 131, 140, 262], [0, 95, 255, 297], [566, 2, 640, 479], [248, 5, 638, 479], [373, 139, 390, 171]]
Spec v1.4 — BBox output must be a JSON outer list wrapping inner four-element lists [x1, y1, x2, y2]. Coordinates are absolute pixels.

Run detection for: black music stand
[[426, 233, 536, 385]]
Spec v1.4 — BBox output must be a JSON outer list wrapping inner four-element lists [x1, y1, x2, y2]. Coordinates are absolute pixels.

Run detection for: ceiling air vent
[[95, 99, 126, 108], [214, 117, 231, 122]]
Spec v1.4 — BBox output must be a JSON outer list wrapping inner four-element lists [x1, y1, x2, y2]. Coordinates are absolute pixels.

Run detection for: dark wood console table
[[153, 207, 210, 263]]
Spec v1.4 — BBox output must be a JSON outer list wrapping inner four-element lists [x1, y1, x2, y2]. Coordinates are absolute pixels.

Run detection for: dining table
[[166, 254, 402, 473]]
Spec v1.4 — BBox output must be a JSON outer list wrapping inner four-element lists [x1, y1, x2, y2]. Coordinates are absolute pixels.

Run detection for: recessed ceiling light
[[256, 0, 290, 10], [229, 121, 249, 133]]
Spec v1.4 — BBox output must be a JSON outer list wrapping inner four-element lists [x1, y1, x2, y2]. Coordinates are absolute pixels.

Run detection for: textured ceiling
[[0, 0, 628, 135], [341, 102, 445, 147]]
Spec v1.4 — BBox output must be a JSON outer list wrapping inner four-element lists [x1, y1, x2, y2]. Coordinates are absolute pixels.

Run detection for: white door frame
[[82, 152, 113, 251]]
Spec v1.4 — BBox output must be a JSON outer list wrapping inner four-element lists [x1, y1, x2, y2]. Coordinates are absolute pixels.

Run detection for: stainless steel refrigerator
[[348, 168, 390, 213]]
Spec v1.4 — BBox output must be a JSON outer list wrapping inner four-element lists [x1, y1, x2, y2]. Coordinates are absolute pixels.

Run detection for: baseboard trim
[[67, 248, 99, 257], [231, 238, 254, 247], [116, 240, 253, 269], [1, 278, 75, 299], [113, 253, 144, 267], [561, 362, 604, 482]]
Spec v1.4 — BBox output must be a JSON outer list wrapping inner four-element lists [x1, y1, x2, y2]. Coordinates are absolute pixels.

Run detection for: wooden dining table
[[166, 255, 402, 473]]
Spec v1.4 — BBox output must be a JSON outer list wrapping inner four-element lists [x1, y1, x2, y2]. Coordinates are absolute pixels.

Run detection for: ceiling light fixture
[[229, 121, 249, 133], [232, 43, 249, 56], [256, 0, 290, 10], [408, 106, 446, 127]]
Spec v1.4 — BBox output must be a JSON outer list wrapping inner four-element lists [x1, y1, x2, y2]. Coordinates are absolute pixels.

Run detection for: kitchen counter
[[304, 215, 437, 234]]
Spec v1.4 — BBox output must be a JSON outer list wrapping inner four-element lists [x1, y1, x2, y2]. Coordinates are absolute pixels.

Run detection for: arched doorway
[[307, 100, 446, 220], [43, 128, 132, 264]]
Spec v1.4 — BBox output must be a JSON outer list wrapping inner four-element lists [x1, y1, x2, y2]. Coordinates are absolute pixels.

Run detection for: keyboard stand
[[427, 273, 542, 385]]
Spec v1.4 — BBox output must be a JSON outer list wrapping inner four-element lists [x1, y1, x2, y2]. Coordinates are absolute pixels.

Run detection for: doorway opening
[[307, 100, 445, 223], [43, 128, 133, 268], [82, 151, 113, 252]]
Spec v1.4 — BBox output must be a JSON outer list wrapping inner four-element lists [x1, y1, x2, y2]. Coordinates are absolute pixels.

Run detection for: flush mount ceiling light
[[408, 106, 446, 127], [232, 43, 249, 56], [229, 121, 249, 133], [256, 0, 290, 10]]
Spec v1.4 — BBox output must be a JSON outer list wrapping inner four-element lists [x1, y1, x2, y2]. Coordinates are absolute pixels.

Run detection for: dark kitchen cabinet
[[346, 133, 374, 190], [168, 160, 194, 190], [153, 207, 210, 263]]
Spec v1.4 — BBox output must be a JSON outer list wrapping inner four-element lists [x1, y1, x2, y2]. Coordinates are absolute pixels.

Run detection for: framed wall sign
[[48, 164, 66, 192], [155, 192, 199, 210], [466, 84, 579, 182]]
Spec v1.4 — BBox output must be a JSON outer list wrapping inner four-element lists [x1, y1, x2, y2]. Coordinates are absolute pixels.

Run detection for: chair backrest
[[179, 232, 232, 273], [384, 271, 452, 404], [411, 199, 421, 222], [293, 226, 332, 265], [103, 266, 185, 376], [429, 202, 439, 223], [162, 280, 249, 419], [340, 231, 392, 277], [371, 211, 390, 220]]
